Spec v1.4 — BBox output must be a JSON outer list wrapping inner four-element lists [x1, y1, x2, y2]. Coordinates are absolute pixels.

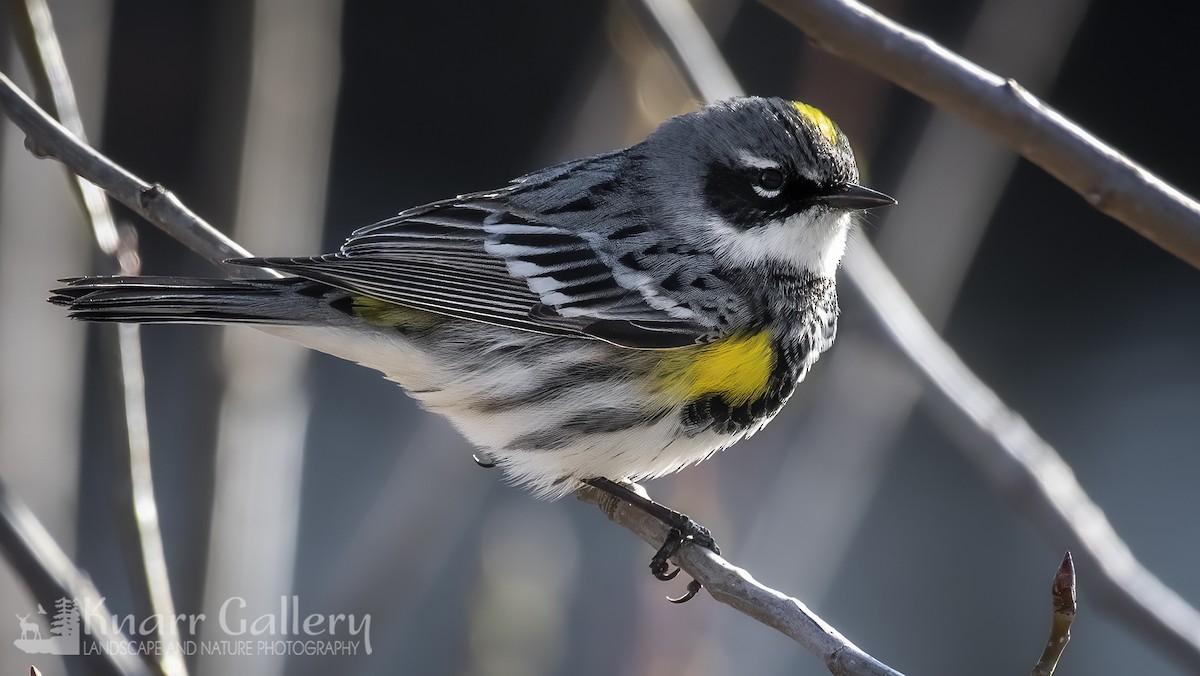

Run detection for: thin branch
[[5, 0, 119, 255], [1031, 552, 1077, 676], [635, 0, 1200, 670], [758, 0, 1200, 270], [0, 69, 273, 277], [8, 3, 187, 675], [847, 243, 1200, 669], [577, 486, 904, 676], [0, 479, 152, 676]]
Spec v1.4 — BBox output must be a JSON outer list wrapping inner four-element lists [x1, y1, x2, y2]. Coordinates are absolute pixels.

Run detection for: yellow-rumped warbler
[[53, 96, 893, 599]]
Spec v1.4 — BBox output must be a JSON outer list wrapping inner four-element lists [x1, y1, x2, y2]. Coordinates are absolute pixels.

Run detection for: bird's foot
[[583, 477, 721, 603]]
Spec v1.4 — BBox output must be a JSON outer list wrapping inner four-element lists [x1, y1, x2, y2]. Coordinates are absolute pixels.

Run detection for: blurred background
[[1, 0, 1199, 674]]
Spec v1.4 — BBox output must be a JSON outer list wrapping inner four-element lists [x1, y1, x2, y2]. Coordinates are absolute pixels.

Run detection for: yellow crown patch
[[792, 102, 840, 147]]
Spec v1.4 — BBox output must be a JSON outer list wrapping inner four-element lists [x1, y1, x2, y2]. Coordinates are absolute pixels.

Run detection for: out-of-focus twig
[[6, 0, 117, 254], [0, 479, 151, 676], [0, 69, 273, 276], [848, 243, 1200, 669], [577, 486, 904, 676], [636, 0, 1200, 670], [198, 3, 341, 675], [1031, 552, 1077, 676], [7, 2, 186, 675], [759, 0, 1200, 269]]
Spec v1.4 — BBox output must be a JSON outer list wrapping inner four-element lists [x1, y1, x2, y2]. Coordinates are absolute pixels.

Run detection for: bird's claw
[[649, 523, 721, 603], [668, 580, 703, 604], [650, 528, 685, 581], [579, 478, 721, 604]]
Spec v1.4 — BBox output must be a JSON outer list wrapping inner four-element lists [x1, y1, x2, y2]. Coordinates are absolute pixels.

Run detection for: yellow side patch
[[351, 295, 443, 328], [653, 331, 774, 406], [792, 101, 840, 147]]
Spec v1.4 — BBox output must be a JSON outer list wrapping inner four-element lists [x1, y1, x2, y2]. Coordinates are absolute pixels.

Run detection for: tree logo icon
[[13, 598, 80, 656]]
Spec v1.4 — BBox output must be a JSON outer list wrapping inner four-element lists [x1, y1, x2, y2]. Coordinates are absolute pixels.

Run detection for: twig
[[848, 243, 1200, 669], [758, 0, 1200, 270], [577, 486, 904, 676], [7, 3, 187, 675], [1031, 552, 1077, 676], [5, 0, 118, 254], [0, 68, 273, 276], [0, 479, 151, 676], [635, 0, 1200, 670]]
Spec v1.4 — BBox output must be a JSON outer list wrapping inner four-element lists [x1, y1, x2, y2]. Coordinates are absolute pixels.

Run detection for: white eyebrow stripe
[[737, 151, 780, 169]]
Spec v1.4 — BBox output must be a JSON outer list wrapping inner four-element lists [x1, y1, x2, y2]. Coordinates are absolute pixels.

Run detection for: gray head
[[633, 96, 892, 278]]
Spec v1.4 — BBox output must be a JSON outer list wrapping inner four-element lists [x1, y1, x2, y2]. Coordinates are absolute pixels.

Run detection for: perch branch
[[759, 0, 1200, 269], [577, 486, 903, 676]]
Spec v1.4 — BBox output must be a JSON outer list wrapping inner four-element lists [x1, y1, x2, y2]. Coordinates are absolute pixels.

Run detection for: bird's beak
[[819, 183, 896, 210]]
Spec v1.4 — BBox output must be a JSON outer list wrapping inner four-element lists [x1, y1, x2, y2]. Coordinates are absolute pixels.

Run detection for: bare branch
[[848, 244, 1200, 669], [577, 486, 904, 676], [6, 0, 119, 254], [758, 0, 1200, 269], [636, 0, 1200, 670], [0, 479, 151, 676], [1031, 552, 1077, 676], [0, 69, 273, 276]]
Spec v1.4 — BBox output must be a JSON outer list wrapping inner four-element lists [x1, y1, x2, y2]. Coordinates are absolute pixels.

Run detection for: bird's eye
[[752, 168, 785, 198], [757, 168, 784, 190]]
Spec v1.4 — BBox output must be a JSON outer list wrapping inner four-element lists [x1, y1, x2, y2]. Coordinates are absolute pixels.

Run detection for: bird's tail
[[49, 276, 346, 326]]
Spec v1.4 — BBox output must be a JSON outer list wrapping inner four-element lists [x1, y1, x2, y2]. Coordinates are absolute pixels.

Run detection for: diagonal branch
[[0, 69, 272, 276], [848, 242, 1200, 668], [577, 486, 904, 676], [0, 479, 151, 676], [759, 0, 1200, 270]]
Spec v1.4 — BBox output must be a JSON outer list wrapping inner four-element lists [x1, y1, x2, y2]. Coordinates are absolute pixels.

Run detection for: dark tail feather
[[49, 276, 339, 325]]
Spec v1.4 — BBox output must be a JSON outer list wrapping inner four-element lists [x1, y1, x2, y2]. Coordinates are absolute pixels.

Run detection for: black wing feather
[[232, 162, 709, 348]]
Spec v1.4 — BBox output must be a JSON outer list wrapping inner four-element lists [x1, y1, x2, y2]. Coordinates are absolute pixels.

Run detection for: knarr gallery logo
[[13, 596, 371, 658]]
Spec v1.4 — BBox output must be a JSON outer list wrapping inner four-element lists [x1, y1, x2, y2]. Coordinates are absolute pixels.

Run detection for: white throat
[[710, 211, 851, 278]]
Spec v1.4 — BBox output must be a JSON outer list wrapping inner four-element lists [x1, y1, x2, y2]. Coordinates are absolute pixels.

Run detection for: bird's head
[[638, 96, 894, 278]]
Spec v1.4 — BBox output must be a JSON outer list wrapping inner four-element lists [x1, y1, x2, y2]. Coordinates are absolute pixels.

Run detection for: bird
[[51, 96, 894, 601]]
